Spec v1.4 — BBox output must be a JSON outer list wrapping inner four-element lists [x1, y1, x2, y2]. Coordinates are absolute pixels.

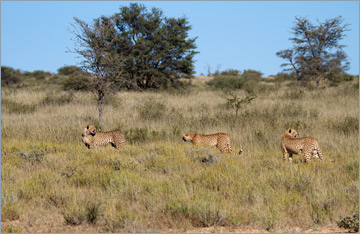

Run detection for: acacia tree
[[111, 3, 198, 89], [71, 16, 126, 126], [70, 3, 197, 125], [277, 16, 350, 87]]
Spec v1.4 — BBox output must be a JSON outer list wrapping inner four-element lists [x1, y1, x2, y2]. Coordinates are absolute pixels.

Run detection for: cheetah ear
[[87, 125, 89, 129], [288, 129, 292, 134]]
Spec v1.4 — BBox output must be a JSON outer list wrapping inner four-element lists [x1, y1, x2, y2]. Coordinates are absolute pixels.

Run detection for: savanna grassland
[[1, 76, 359, 233]]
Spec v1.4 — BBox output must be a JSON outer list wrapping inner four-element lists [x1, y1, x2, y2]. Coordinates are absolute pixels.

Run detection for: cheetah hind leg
[[288, 153, 293, 163], [303, 152, 311, 163], [313, 148, 323, 160], [312, 149, 319, 159]]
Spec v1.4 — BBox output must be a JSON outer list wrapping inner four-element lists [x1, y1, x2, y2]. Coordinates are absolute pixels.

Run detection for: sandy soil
[[1, 219, 350, 233]]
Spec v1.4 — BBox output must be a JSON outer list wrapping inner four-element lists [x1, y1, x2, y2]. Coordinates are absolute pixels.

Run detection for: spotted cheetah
[[81, 125, 125, 149], [281, 128, 323, 163], [182, 132, 242, 155]]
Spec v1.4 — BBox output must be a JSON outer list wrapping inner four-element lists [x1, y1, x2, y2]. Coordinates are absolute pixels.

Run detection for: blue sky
[[1, 1, 359, 76]]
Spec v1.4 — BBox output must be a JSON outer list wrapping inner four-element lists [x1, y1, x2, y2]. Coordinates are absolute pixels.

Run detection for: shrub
[[274, 72, 296, 82], [1, 203, 20, 221], [188, 202, 227, 227], [63, 207, 85, 225], [1, 225, 23, 233], [61, 74, 91, 91], [207, 76, 245, 90], [45, 190, 69, 208], [57, 65, 82, 76], [193, 154, 221, 166], [166, 201, 190, 219], [218, 69, 241, 76], [242, 69, 263, 80], [1, 66, 22, 87], [24, 70, 51, 80], [86, 201, 101, 224], [337, 213, 359, 233]]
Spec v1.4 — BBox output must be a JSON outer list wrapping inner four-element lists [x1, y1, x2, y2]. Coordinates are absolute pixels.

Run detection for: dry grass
[[1, 77, 359, 232]]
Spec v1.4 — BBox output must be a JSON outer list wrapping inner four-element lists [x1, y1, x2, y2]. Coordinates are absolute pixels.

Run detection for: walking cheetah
[[81, 125, 125, 149], [281, 128, 323, 163], [182, 132, 242, 155]]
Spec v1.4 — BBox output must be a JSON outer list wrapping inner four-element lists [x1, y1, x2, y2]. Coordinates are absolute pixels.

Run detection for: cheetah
[[81, 125, 125, 149], [182, 132, 242, 155], [281, 128, 323, 163]]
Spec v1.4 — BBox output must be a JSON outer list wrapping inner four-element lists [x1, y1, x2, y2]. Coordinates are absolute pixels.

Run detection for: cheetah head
[[183, 133, 194, 142], [286, 128, 299, 138], [86, 124, 97, 136]]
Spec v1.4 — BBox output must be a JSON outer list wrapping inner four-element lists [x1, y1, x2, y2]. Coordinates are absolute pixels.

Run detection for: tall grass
[[1, 79, 358, 232]]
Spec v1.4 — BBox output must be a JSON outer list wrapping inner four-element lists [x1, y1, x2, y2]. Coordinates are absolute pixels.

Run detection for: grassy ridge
[[1, 79, 359, 232]]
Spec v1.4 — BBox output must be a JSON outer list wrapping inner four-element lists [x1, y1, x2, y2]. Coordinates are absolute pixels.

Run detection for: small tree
[[277, 16, 350, 87], [205, 63, 212, 76], [225, 92, 256, 121], [71, 16, 126, 126], [1, 66, 22, 87]]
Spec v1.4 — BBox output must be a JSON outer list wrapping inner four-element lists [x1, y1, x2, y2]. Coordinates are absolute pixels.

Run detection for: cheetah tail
[[238, 149, 243, 155]]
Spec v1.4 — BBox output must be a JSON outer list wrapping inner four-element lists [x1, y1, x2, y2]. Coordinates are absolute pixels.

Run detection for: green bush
[[24, 70, 51, 80], [242, 69, 263, 80], [61, 74, 91, 91], [218, 69, 241, 76], [207, 76, 245, 90], [274, 72, 296, 82], [57, 65, 82, 76], [1, 66, 22, 87]]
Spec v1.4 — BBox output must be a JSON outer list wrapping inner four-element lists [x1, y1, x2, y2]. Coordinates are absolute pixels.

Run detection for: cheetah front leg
[[226, 148, 235, 155], [281, 144, 288, 161]]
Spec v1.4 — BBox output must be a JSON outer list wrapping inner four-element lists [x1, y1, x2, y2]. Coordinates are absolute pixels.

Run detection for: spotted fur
[[183, 132, 242, 155], [281, 128, 323, 163], [81, 125, 125, 149]]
